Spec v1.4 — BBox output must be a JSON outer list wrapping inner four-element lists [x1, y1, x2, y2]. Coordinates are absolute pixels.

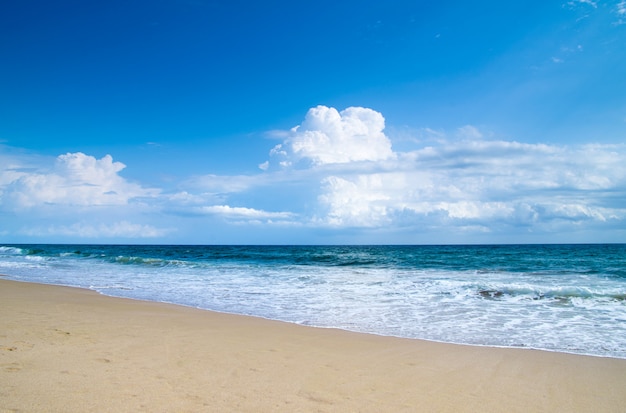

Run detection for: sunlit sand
[[2, 279, 625, 412]]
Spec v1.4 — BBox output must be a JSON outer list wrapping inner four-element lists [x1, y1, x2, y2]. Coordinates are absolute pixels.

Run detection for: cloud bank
[[265, 106, 626, 238], [316, 141, 625, 232], [1, 106, 625, 242]]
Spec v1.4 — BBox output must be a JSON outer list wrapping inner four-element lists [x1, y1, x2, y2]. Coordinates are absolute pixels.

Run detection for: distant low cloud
[[2, 106, 625, 243], [21, 221, 169, 238], [0, 151, 164, 240], [265, 106, 626, 236], [2, 152, 158, 208], [316, 140, 626, 231], [199, 204, 295, 219]]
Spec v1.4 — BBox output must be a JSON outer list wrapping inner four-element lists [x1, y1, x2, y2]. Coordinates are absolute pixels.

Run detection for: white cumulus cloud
[[2, 152, 158, 208], [270, 106, 394, 167]]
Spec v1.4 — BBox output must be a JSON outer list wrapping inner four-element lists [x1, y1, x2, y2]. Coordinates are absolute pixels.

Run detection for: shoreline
[[2, 279, 626, 412], [6, 277, 623, 361]]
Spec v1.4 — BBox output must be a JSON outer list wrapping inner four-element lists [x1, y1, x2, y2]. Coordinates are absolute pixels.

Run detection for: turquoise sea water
[[1, 244, 625, 358]]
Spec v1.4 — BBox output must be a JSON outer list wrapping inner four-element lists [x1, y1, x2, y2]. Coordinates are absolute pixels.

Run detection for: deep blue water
[[1, 244, 625, 358]]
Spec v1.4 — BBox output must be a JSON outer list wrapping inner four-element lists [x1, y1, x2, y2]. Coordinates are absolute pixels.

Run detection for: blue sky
[[1, 0, 625, 244]]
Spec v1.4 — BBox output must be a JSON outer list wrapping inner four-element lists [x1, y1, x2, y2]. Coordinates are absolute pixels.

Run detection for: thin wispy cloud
[[21, 221, 170, 239], [616, 0, 626, 24], [198, 205, 296, 222]]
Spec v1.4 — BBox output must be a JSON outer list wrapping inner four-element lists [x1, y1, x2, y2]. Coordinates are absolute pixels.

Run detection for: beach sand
[[1, 279, 625, 412]]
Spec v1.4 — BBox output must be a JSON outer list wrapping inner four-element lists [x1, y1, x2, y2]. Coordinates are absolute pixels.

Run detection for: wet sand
[[1, 279, 625, 412]]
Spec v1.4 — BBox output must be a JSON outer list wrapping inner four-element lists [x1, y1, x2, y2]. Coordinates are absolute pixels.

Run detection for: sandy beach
[[1, 279, 625, 412]]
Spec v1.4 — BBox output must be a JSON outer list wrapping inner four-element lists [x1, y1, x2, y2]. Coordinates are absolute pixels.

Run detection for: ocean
[[1, 244, 625, 358]]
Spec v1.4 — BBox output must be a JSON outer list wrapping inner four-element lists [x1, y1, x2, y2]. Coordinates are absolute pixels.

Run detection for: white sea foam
[[0, 246, 23, 255], [1, 244, 625, 358]]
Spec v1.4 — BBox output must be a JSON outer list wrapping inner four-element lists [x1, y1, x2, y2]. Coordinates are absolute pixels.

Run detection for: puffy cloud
[[0, 151, 168, 240], [270, 106, 394, 166], [318, 175, 394, 227], [2, 152, 158, 208]]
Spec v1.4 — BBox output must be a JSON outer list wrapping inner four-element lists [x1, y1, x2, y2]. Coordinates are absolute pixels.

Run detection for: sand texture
[[1, 279, 625, 412]]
